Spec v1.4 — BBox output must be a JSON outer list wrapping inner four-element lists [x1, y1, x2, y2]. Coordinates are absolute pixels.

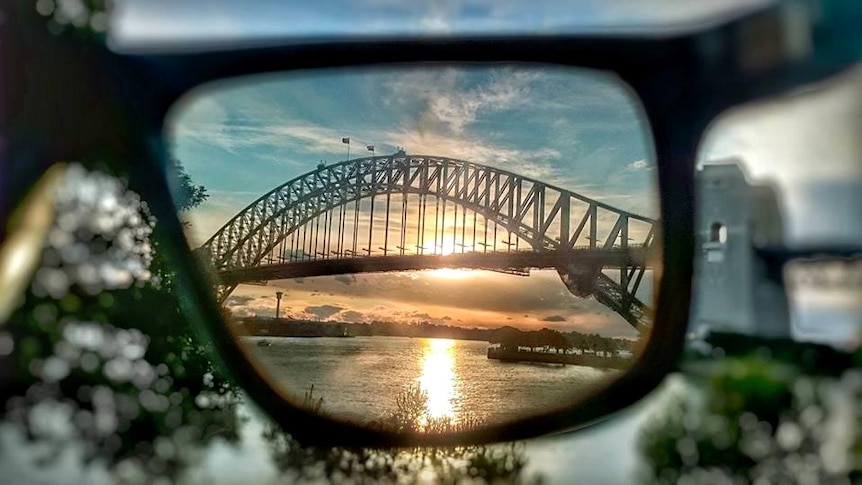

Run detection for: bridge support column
[[556, 263, 600, 298], [556, 262, 651, 334]]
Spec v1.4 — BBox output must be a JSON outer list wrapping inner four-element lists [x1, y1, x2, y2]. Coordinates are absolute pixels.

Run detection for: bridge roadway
[[216, 247, 651, 286]]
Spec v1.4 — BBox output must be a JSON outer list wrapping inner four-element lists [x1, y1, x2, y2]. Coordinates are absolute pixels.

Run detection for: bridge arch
[[201, 153, 657, 332]]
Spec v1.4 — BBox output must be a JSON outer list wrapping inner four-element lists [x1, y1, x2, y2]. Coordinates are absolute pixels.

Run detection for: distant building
[[691, 160, 790, 338]]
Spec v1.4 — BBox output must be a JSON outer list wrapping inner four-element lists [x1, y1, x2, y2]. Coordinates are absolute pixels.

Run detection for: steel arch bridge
[[199, 152, 658, 333]]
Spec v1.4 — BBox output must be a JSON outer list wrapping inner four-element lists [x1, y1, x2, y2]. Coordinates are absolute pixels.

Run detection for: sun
[[438, 240, 455, 256]]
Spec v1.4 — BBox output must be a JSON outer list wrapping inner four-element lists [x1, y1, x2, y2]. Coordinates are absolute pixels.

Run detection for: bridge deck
[[216, 248, 651, 285]]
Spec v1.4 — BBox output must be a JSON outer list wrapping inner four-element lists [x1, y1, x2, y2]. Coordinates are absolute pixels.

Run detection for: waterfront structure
[[692, 160, 790, 338]]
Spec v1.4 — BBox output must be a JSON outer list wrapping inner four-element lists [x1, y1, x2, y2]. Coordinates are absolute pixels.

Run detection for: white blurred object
[[696, 65, 862, 347]]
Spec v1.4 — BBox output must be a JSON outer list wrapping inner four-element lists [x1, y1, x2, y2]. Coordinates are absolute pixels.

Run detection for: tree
[[540, 328, 569, 353], [1, 163, 238, 481], [169, 158, 208, 212]]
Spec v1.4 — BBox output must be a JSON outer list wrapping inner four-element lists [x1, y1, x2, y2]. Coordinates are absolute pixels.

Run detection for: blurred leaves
[[638, 355, 861, 484], [0, 163, 240, 481], [169, 159, 209, 214], [31, 0, 112, 38]]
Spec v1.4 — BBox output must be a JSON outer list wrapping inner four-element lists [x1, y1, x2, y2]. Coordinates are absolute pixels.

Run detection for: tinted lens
[[166, 65, 661, 431]]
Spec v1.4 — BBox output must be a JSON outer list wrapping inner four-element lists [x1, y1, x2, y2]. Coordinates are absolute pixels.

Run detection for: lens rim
[[19, 5, 812, 446], [139, 42, 702, 447]]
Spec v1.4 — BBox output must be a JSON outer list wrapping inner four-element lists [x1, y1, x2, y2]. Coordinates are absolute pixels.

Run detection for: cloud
[[172, 119, 347, 159], [341, 310, 365, 322], [425, 71, 533, 133], [542, 315, 567, 322], [225, 295, 256, 306], [231, 275, 641, 337], [374, 128, 562, 183], [406, 311, 454, 325], [280, 269, 651, 321], [303, 304, 343, 320], [382, 67, 539, 140], [626, 159, 650, 171]]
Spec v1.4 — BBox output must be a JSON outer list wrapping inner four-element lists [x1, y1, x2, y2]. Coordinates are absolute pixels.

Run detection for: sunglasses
[[3, 1, 859, 448]]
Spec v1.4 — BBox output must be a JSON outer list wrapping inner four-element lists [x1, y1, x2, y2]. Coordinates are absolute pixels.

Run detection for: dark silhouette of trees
[[490, 326, 632, 357], [169, 158, 208, 212], [388, 383, 430, 433]]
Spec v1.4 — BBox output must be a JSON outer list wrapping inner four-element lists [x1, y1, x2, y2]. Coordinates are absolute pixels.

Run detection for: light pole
[[275, 291, 284, 319]]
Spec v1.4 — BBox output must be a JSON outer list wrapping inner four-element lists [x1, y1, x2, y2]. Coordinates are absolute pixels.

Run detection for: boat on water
[[257, 339, 272, 347]]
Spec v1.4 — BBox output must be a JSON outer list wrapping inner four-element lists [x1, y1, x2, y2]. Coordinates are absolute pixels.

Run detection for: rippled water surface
[[245, 336, 617, 425]]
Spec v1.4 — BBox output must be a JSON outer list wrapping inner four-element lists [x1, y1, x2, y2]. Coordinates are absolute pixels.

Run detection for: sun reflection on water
[[418, 338, 458, 421]]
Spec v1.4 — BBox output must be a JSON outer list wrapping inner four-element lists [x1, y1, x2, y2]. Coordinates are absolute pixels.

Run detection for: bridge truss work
[[199, 153, 659, 332]]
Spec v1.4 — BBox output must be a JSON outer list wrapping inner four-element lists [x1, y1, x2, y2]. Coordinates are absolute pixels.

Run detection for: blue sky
[[168, 65, 658, 337]]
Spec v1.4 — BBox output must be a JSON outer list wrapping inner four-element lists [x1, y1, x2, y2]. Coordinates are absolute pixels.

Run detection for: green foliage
[[637, 357, 861, 484], [0, 164, 237, 480], [169, 159, 209, 212]]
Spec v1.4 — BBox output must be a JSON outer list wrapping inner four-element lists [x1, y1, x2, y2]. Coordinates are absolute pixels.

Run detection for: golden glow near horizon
[[438, 239, 456, 256], [418, 338, 458, 422], [426, 268, 474, 280]]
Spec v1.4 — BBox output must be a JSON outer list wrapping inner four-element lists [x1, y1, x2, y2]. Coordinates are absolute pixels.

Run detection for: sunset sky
[[167, 65, 658, 338]]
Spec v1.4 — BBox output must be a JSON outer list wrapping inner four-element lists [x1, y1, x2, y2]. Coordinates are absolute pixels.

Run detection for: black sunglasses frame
[[5, 3, 848, 447]]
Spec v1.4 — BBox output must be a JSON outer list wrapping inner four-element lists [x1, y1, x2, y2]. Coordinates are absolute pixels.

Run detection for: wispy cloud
[[626, 159, 650, 171], [229, 272, 640, 337]]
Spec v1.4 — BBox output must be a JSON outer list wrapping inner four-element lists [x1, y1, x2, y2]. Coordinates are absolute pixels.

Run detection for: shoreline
[[487, 347, 630, 370]]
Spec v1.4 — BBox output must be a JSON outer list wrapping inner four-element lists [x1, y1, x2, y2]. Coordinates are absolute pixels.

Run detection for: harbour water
[[244, 335, 619, 426]]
